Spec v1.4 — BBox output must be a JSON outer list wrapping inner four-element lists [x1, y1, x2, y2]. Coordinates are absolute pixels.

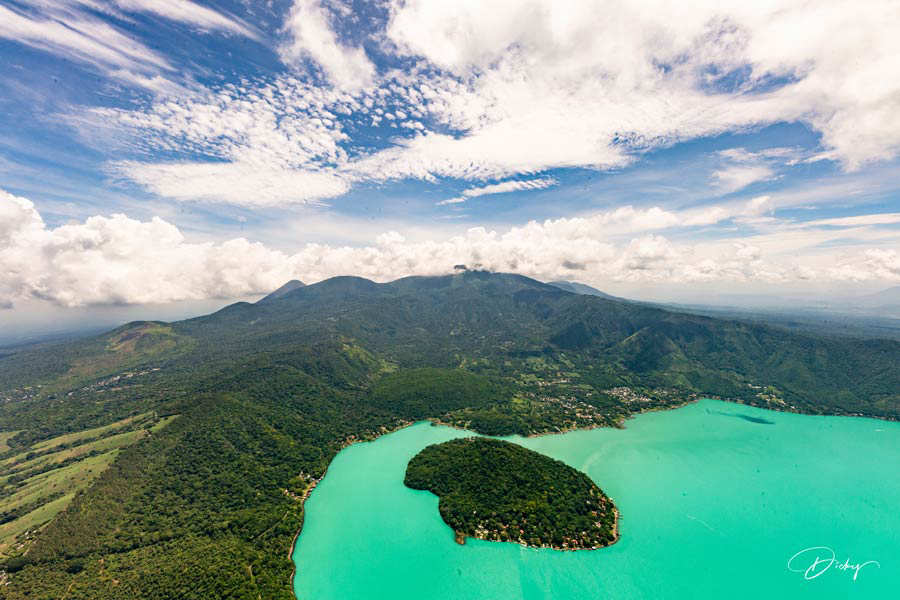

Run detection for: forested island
[[404, 437, 618, 549]]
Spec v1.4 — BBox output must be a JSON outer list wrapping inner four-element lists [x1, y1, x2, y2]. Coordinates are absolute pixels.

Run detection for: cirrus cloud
[[83, 0, 900, 207]]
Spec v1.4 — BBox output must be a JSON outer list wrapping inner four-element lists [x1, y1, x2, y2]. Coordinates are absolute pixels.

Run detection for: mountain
[[257, 279, 305, 302], [0, 271, 898, 598], [860, 285, 900, 307], [547, 280, 620, 300]]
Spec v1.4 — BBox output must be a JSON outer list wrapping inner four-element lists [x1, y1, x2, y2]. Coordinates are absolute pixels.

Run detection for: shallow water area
[[293, 399, 899, 599]]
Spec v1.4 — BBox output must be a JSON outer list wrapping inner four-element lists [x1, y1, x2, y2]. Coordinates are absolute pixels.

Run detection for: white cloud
[[113, 0, 258, 39], [805, 213, 900, 228], [113, 161, 350, 207], [743, 195, 774, 217], [463, 178, 558, 199], [0, 4, 171, 76], [88, 77, 362, 205], [4, 190, 897, 307], [1, 190, 296, 306], [27, 0, 258, 38], [0, 0, 257, 93], [437, 177, 557, 205], [710, 147, 798, 193], [830, 250, 900, 282], [279, 0, 375, 89], [382, 0, 900, 173], [81, 0, 900, 205], [712, 164, 775, 193], [863, 249, 900, 279]]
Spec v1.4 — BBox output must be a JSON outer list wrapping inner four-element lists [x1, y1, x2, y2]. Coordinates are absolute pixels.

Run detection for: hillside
[[548, 280, 619, 299], [0, 270, 898, 597]]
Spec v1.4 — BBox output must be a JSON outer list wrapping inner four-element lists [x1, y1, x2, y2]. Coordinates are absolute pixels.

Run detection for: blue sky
[[1, 0, 899, 314]]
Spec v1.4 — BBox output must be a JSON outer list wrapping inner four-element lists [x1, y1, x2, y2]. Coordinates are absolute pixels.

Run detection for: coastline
[[287, 418, 417, 600], [452, 504, 620, 552], [287, 394, 895, 597]]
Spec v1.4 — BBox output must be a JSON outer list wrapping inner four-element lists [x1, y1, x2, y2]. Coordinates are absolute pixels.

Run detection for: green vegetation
[[0, 270, 897, 597], [30, 413, 152, 452], [405, 438, 617, 549], [0, 431, 21, 454], [0, 413, 171, 559], [369, 368, 510, 418]]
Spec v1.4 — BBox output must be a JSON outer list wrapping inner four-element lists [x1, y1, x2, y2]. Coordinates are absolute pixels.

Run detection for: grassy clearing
[[0, 412, 162, 557], [3, 429, 147, 476], [1, 452, 119, 515], [0, 410, 173, 558], [149, 414, 179, 433], [3, 430, 146, 478], [0, 493, 76, 555], [0, 431, 21, 453], [31, 412, 152, 452]]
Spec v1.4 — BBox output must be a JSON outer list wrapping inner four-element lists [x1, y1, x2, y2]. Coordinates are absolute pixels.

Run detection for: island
[[404, 437, 618, 550]]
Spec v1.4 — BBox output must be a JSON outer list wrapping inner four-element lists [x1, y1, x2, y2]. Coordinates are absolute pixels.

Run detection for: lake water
[[292, 399, 899, 599]]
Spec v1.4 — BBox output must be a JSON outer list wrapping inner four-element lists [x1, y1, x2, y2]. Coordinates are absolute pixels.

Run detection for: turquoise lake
[[292, 399, 899, 599]]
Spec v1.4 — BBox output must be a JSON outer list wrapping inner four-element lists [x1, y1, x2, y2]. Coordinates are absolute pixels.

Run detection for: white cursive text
[[788, 546, 880, 582]]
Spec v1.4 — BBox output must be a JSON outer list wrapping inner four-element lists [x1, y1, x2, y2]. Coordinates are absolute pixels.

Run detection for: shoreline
[[287, 395, 895, 597], [287, 419, 417, 600], [453, 505, 620, 552]]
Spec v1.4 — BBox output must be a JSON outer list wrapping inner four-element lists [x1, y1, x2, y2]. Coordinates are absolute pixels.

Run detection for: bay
[[293, 399, 899, 599]]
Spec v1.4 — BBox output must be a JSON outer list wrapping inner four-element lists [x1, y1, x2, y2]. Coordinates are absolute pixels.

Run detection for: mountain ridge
[[257, 279, 306, 303], [547, 280, 620, 300]]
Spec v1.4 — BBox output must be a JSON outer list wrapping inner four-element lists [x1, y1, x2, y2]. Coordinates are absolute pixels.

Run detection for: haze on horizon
[[1, 0, 899, 332]]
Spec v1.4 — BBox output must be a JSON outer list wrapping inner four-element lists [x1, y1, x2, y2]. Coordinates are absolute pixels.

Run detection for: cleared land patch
[[0, 412, 175, 558]]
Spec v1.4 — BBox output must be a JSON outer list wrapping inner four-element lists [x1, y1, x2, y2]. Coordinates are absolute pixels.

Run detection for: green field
[[0, 412, 174, 558], [30, 412, 153, 453], [0, 493, 76, 555], [2, 429, 147, 476]]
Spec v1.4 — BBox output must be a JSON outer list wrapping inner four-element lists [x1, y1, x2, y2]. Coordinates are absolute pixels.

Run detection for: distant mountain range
[[858, 285, 900, 308], [0, 271, 897, 599], [547, 280, 620, 300]]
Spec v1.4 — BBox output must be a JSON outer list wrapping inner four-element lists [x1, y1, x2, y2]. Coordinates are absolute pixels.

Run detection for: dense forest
[[0, 270, 897, 597], [405, 437, 618, 549]]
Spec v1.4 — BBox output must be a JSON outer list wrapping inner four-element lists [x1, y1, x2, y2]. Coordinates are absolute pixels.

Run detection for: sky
[[1, 0, 899, 328]]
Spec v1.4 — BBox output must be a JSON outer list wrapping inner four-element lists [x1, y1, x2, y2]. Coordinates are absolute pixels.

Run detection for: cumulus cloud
[[1, 190, 297, 306], [864, 249, 900, 279], [830, 249, 900, 282], [4, 190, 898, 307]]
